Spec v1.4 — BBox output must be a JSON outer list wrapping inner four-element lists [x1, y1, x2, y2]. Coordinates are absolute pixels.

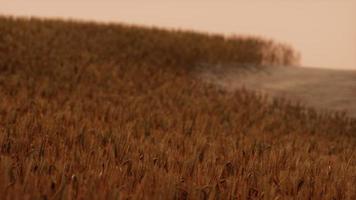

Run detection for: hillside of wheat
[[0, 16, 355, 200]]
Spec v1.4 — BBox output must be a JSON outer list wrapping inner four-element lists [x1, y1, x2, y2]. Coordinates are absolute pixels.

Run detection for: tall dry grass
[[0, 16, 355, 199], [0, 16, 299, 72]]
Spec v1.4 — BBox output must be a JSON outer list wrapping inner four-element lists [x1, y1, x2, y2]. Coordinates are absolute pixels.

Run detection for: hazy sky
[[1, 0, 355, 69]]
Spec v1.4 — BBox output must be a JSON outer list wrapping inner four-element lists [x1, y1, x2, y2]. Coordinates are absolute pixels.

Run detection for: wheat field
[[0, 16, 355, 200]]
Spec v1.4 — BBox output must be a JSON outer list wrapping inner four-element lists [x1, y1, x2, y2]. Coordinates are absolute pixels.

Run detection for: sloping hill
[[0, 16, 355, 199]]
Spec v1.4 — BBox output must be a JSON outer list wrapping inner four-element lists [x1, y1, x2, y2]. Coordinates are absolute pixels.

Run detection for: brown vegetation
[[0, 16, 355, 199]]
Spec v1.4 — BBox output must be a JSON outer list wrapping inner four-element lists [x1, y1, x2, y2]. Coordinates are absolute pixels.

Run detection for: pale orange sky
[[1, 0, 355, 69]]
